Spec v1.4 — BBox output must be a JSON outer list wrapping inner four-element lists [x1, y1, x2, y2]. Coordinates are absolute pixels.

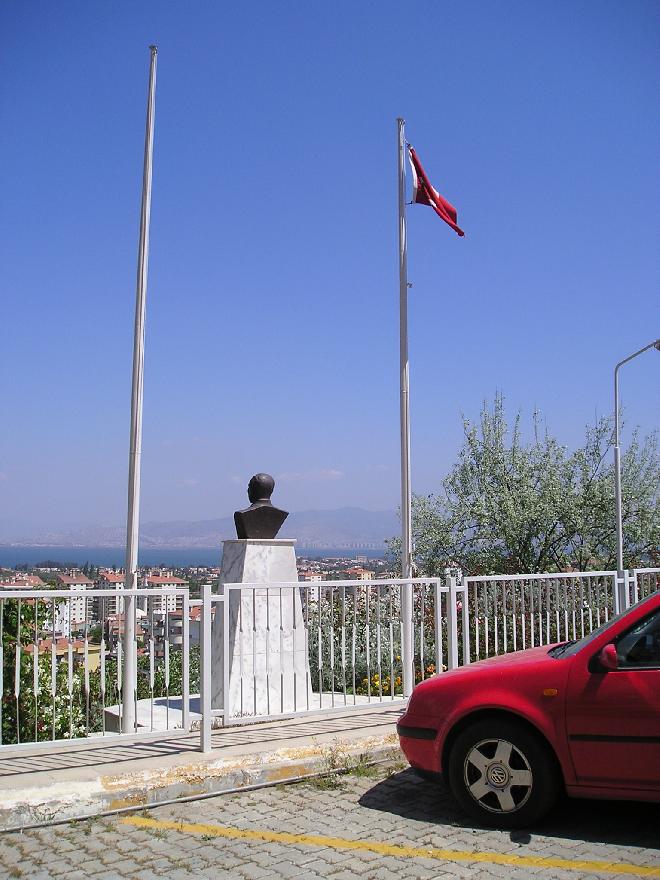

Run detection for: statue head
[[247, 473, 275, 504]]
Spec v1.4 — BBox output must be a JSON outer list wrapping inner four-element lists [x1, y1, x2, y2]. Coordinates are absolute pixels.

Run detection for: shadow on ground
[[359, 768, 660, 850], [0, 710, 399, 778]]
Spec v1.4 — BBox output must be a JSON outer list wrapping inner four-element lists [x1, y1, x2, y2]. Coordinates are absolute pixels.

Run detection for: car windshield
[[549, 591, 659, 658]]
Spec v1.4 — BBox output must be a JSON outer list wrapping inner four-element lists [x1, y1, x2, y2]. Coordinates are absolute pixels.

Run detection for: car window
[[555, 591, 658, 658], [615, 609, 660, 670]]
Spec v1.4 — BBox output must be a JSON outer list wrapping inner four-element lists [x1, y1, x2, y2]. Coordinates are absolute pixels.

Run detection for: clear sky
[[1, 1, 659, 536]]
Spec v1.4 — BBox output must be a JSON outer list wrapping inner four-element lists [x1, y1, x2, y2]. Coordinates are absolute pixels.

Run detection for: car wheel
[[447, 718, 560, 829]]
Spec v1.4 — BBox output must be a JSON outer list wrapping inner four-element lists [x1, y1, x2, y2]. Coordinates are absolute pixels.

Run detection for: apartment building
[[56, 573, 94, 634], [96, 570, 126, 618], [144, 574, 188, 613], [343, 567, 374, 580]]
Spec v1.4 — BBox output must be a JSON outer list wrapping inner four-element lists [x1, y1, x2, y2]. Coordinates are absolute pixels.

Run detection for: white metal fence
[[462, 568, 659, 663], [630, 568, 660, 604], [0, 587, 191, 755], [1, 568, 657, 756], [463, 571, 617, 662]]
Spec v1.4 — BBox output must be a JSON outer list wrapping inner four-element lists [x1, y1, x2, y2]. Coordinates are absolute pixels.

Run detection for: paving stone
[[238, 863, 279, 879], [1, 765, 658, 880], [93, 874, 126, 880]]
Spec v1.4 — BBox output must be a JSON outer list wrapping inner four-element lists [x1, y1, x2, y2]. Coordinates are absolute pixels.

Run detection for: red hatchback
[[397, 590, 660, 828]]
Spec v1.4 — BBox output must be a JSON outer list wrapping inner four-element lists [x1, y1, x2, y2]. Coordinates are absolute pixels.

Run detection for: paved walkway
[[1, 762, 658, 879], [0, 706, 403, 781], [0, 706, 402, 829]]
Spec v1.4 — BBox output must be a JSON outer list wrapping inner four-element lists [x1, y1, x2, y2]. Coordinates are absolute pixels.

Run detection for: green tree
[[390, 395, 659, 576]]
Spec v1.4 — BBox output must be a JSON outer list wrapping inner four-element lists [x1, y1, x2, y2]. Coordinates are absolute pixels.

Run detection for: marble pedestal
[[211, 539, 312, 718]]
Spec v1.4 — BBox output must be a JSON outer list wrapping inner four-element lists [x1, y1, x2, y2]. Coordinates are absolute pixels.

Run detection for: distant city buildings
[[296, 556, 392, 581], [0, 573, 46, 588], [0, 557, 392, 663]]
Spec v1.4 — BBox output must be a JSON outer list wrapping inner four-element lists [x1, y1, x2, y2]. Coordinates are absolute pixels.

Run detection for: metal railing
[[4, 568, 657, 756], [462, 569, 660, 663], [0, 587, 190, 755], [630, 568, 660, 604], [199, 577, 469, 749]]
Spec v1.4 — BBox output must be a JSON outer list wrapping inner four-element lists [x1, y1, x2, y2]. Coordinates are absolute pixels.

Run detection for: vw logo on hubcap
[[487, 763, 509, 787]]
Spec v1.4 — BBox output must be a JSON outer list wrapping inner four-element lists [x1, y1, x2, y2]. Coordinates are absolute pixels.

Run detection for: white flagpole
[[122, 45, 158, 733], [397, 117, 414, 697]]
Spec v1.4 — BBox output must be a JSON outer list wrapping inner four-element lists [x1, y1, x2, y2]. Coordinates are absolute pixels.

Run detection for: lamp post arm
[[614, 339, 660, 445], [613, 337, 660, 586]]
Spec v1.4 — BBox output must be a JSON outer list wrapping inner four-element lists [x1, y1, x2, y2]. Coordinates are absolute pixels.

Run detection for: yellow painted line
[[120, 815, 660, 877]]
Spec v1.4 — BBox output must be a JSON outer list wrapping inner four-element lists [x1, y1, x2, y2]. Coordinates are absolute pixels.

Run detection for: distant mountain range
[[0, 508, 399, 550]]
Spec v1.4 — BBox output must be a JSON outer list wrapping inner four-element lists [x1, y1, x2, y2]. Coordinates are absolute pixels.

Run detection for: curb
[[0, 735, 403, 832]]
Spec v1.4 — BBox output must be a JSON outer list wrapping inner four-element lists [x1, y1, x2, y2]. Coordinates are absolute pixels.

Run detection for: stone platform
[[104, 692, 378, 732]]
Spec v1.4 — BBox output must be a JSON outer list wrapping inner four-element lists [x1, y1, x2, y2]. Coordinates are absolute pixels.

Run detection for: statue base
[[211, 539, 312, 718]]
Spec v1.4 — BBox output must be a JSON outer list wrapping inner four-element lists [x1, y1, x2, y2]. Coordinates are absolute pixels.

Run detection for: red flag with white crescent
[[407, 146, 464, 237]]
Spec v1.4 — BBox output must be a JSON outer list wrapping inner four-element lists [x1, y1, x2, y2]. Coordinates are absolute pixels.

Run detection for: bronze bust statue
[[234, 473, 288, 539]]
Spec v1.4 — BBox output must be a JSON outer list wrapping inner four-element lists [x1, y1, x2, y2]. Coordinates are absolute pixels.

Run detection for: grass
[[301, 750, 402, 789], [385, 757, 408, 775], [68, 818, 93, 836], [345, 762, 382, 779], [145, 826, 167, 839], [304, 773, 346, 791]]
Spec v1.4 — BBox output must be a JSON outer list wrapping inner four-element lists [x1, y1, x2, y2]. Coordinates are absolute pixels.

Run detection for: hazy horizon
[[0, 504, 396, 536]]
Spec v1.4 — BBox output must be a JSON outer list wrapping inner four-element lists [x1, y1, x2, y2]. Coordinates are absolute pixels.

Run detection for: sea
[[0, 546, 386, 569]]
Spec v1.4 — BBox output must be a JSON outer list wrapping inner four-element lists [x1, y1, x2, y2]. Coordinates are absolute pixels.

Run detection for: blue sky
[[1, 1, 659, 534]]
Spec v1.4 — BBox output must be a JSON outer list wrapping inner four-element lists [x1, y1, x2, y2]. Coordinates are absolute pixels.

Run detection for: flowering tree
[[390, 395, 659, 576]]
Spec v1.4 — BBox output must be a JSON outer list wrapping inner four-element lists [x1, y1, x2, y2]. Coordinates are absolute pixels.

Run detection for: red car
[[397, 590, 660, 828]]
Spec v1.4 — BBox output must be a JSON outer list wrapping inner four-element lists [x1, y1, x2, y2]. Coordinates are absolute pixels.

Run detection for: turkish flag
[[408, 146, 464, 237]]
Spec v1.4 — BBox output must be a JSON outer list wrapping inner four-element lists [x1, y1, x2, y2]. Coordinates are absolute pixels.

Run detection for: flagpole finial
[[149, 44, 158, 54]]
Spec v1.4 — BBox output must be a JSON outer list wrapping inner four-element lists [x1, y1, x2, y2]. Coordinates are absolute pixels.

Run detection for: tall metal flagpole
[[397, 117, 414, 697], [122, 45, 158, 733]]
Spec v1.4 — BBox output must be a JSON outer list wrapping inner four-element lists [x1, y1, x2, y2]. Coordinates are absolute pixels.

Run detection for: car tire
[[447, 718, 560, 829]]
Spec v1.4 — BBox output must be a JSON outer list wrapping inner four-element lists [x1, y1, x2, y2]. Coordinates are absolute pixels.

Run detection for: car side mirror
[[598, 643, 618, 671]]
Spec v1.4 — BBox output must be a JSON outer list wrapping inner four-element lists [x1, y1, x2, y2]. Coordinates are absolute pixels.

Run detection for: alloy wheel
[[463, 737, 533, 814]]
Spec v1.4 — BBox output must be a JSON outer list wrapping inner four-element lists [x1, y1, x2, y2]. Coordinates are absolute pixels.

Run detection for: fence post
[[200, 583, 212, 753], [181, 590, 190, 732], [447, 576, 459, 670], [401, 581, 414, 697], [614, 572, 628, 614], [433, 579, 442, 676], [631, 569, 639, 605], [223, 588, 230, 722], [623, 570, 633, 610], [460, 579, 470, 665]]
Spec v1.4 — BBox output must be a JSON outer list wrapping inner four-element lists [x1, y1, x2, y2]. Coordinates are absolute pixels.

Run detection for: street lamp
[[613, 338, 660, 600]]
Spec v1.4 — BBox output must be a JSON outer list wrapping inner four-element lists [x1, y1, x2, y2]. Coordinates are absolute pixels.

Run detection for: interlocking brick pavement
[[0, 764, 658, 879]]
